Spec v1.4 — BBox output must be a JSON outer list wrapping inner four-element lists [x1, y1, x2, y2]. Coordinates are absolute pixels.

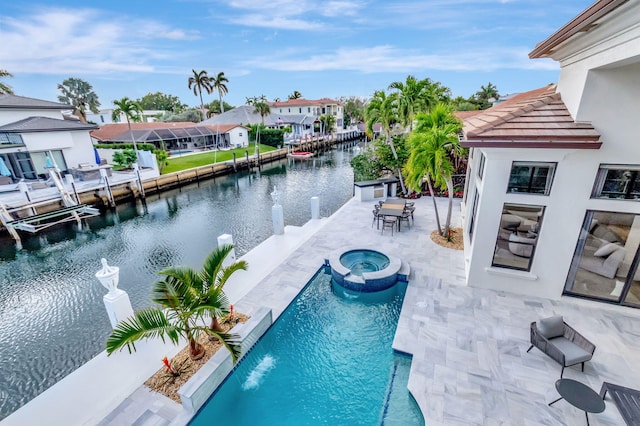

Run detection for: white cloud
[[243, 45, 559, 73], [0, 7, 194, 75]]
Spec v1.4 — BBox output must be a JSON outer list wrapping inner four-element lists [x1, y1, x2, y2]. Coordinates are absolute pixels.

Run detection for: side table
[[549, 378, 605, 425]]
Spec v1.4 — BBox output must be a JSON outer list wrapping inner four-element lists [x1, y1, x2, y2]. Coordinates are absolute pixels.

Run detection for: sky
[[1, 0, 594, 109]]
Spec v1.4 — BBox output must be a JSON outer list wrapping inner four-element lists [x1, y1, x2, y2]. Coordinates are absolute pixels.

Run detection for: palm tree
[[288, 90, 302, 100], [474, 82, 499, 109], [389, 75, 425, 131], [0, 69, 14, 95], [252, 95, 270, 125], [57, 77, 101, 123], [319, 114, 336, 134], [106, 245, 246, 361], [188, 69, 212, 121], [112, 97, 143, 163], [211, 72, 229, 114], [405, 103, 463, 237], [365, 90, 406, 194]]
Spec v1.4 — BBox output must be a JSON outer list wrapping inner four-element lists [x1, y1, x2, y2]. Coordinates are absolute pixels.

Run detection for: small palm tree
[[106, 245, 247, 361], [188, 69, 212, 121], [112, 97, 143, 163], [252, 95, 270, 125], [288, 90, 302, 100], [211, 72, 229, 114], [0, 69, 14, 95]]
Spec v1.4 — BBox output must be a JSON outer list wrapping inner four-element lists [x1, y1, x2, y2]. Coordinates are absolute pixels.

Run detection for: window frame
[[491, 203, 545, 272], [591, 164, 640, 200], [507, 161, 556, 196]]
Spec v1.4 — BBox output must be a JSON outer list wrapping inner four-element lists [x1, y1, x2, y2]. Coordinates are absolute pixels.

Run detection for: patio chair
[[527, 315, 596, 377], [381, 216, 397, 236], [399, 210, 411, 229], [600, 382, 640, 425], [371, 210, 382, 229]]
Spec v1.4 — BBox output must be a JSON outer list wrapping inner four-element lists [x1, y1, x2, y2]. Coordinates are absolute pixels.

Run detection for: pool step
[[398, 261, 411, 282]]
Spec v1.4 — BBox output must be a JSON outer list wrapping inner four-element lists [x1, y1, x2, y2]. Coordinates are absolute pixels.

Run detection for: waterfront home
[[87, 108, 167, 124], [91, 122, 249, 152], [0, 94, 98, 181], [460, 0, 640, 308], [269, 98, 344, 132]]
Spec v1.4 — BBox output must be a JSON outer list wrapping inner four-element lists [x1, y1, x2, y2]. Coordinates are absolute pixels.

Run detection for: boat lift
[[0, 155, 100, 248]]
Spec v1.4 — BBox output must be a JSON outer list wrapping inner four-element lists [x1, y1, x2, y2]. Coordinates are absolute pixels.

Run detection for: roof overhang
[[529, 0, 629, 58], [460, 139, 602, 149]]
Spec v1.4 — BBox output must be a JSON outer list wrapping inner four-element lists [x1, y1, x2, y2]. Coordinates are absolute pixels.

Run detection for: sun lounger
[[600, 382, 640, 425]]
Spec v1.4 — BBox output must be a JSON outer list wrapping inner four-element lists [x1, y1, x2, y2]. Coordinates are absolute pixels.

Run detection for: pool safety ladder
[[0, 167, 100, 247]]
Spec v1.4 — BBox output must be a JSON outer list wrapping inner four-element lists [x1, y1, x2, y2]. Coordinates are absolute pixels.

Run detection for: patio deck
[[7, 195, 639, 425]]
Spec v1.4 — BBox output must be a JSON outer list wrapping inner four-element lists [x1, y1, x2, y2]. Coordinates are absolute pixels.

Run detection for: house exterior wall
[[0, 109, 63, 126], [21, 131, 95, 169], [228, 127, 249, 148]]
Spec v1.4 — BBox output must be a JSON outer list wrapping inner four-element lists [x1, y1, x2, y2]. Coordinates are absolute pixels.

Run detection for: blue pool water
[[340, 249, 391, 276], [190, 268, 424, 426]]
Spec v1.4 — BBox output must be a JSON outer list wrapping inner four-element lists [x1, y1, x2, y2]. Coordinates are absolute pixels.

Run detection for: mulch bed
[[144, 313, 249, 403], [430, 227, 464, 250]]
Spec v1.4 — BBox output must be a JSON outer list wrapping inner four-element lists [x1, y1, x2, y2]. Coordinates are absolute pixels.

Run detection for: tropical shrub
[[112, 149, 138, 168]]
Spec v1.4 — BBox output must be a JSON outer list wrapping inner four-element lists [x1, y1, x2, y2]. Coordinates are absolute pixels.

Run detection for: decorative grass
[[162, 143, 277, 174]]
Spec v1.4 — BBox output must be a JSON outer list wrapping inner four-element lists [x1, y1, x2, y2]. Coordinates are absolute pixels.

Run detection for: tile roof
[[201, 105, 313, 127], [91, 122, 248, 142], [0, 94, 71, 110], [460, 84, 601, 150], [454, 111, 482, 121], [0, 116, 97, 132]]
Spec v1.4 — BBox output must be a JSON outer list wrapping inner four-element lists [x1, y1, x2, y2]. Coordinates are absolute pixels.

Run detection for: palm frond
[[204, 329, 242, 363], [106, 308, 179, 355]]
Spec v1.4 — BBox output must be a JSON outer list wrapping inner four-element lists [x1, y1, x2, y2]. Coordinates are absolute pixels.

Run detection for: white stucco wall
[[228, 127, 249, 147], [0, 109, 64, 126], [22, 130, 96, 171]]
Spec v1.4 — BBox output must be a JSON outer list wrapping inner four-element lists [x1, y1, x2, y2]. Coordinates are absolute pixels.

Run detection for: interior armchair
[[527, 315, 596, 377]]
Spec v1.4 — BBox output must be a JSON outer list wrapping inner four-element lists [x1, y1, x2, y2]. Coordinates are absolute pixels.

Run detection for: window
[[299, 108, 302, 113], [565, 211, 640, 307], [477, 153, 486, 179], [100, 116, 104, 123], [492, 203, 545, 271], [308, 107, 311, 113], [468, 190, 479, 241], [0, 133, 24, 145], [592, 165, 640, 200], [239, 132, 242, 136], [507, 162, 556, 195]]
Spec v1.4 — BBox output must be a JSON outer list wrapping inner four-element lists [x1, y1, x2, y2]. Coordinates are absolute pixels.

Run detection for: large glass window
[[0, 133, 24, 145], [565, 211, 640, 306], [592, 165, 640, 200], [507, 162, 556, 195], [492, 203, 545, 271]]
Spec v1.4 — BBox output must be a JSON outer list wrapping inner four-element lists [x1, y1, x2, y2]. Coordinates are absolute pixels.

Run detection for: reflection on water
[[0, 144, 357, 420]]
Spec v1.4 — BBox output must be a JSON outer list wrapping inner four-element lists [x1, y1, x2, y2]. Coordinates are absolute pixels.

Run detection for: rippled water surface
[[0, 145, 357, 420]]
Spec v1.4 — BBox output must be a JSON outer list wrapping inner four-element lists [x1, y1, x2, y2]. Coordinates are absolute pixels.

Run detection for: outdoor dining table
[[378, 201, 406, 231]]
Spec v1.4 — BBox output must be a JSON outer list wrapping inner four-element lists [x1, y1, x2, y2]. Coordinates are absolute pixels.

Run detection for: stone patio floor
[[99, 195, 640, 425]]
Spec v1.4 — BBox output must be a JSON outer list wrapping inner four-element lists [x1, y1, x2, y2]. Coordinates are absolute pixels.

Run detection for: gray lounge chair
[[600, 382, 640, 425], [527, 315, 596, 377]]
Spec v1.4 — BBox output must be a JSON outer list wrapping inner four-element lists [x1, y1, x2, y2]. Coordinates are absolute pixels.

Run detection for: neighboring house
[[270, 98, 344, 132], [91, 122, 249, 151], [460, 0, 640, 309], [0, 94, 98, 180], [87, 109, 165, 125]]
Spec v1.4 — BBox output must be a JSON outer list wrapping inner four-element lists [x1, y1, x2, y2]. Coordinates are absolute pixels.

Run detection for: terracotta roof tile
[[460, 85, 601, 149]]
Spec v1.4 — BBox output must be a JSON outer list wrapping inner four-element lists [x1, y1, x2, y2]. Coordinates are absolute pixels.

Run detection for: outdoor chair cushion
[[549, 337, 593, 365], [538, 315, 565, 339]]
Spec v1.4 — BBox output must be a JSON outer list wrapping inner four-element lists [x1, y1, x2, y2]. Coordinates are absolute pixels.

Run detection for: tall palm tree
[[0, 69, 14, 95], [389, 75, 424, 131], [211, 72, 229, 114], [365, 90, 406, 194], [288, 90, 302, 100], [474, 82, 499, 109], [57, 77, 101, 123], [106, 245, 246, 361], [405, 104, 463, 236], [188, 69, 212, 121], [112, 97, 143, 163]]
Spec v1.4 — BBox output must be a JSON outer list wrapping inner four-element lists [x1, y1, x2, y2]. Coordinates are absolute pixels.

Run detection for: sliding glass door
[[565, 211, 640, 307]]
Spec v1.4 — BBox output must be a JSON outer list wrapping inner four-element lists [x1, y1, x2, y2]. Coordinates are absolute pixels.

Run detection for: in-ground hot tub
[[327, 249, 405, 292]]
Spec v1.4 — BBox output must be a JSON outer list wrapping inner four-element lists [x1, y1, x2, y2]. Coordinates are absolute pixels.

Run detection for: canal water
[[0, 144, 357, 420]]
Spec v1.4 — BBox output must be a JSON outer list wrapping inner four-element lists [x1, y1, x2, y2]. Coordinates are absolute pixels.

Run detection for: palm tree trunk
[[219, 93, 225, 114], [426, 177, 442, 234], [127, 118, 139, 165], [386, 134, 407, 195], [198, 88, 205, 122], [188, 336, 205, 360], [210, 315, 223, 332], [443, 177, 454, 237]]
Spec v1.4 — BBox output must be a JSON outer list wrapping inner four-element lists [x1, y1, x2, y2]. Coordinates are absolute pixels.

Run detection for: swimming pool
[[189, 268, 423, 425]]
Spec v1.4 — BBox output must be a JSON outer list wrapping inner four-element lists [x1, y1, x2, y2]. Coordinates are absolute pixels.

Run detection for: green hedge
[[94, 143, 156, 152], [248, 128, 284, 148]]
